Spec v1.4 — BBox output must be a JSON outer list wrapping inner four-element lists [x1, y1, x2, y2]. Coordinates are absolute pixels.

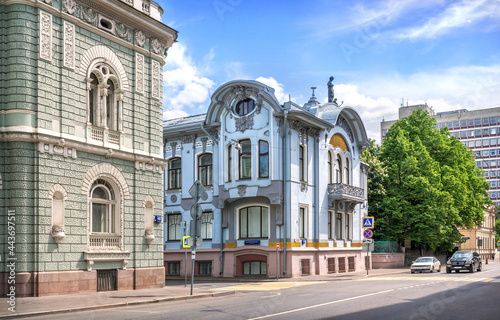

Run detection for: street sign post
[[188, 180, 205, 296], [363, 229, 373, 239], [363, 242, 374, 276], [362, 217, 374, 229]]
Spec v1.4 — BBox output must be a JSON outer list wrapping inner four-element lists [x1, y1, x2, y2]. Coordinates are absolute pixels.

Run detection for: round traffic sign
[[363, 229, 373, 239], [276, 243, 280, 249]]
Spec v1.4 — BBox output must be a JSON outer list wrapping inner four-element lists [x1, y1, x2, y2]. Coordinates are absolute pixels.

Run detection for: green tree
[[363, 109, 490, 251]]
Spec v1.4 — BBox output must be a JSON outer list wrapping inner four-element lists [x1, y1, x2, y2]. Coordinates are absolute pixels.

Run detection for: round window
[[234, 98, 255, 116]]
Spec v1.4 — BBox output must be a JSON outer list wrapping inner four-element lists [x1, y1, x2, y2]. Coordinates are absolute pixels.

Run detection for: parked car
[[410, 257, 441, 273], [446, 251, 482, 273]]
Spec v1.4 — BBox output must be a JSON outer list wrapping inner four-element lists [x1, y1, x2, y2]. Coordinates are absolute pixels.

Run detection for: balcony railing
[[88, 235, 121, 251], [89, 126, 121, 145], [328, 183, 364, 202], [121, 0, 163, 21]]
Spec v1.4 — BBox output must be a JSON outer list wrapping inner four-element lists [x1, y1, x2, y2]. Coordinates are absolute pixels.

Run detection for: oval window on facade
[[234, 98, 255, 116]]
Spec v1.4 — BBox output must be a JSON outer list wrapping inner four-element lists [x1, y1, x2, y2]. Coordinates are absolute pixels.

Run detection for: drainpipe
[[220, 205, 224, 276], [283, 103, 291, 275]]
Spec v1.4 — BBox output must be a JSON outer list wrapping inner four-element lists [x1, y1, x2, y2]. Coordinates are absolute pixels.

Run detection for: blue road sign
[[363, 229, 373, 239], [182, 236, 191, 248], [362, 217, 374, 229]]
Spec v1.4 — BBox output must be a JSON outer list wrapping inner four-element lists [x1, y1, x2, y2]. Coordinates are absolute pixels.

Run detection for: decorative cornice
[[1, 131, 168, 168]]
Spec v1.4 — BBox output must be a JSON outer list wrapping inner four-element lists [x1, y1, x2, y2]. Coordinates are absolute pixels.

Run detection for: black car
[[446, 251, 482, 273]]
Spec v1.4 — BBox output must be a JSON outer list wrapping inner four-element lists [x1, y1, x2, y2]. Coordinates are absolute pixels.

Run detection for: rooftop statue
[[327, 76, 334, 102]]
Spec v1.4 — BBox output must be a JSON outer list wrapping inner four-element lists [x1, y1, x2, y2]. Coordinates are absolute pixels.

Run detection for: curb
[[0, 290, 236, 319]]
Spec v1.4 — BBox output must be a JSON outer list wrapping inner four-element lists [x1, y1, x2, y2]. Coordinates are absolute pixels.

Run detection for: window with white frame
[[335, 212, 342, 239], [87, 64, 122, 132], [168, 157, 182, 189], [328, 211, 333, 239], [335, 155, 342, 183], [299, 145, 306, 181], [345, 213, 351, 240], [167, 214, 181, 241], [328, 151, 333, 184], [227, 144, 232, 182], [198, 153, 213, 186], [344, 158, 350, 185], [239, 206, 268, 239], [299, 207, 306, 238], [90, 179, 118, 234], [239, 139, 252, 179], [200, 211, 213, 240], [259, 140, 269, 178]]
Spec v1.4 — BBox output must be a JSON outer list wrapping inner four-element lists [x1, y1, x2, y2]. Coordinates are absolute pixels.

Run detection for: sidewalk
[[0, 267, 409, 319]]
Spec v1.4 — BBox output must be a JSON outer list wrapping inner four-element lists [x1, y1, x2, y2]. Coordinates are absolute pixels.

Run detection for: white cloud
[[335, 64, 500, 143], [163, 42, 216, 120], [255, 76, 287, 103], [394, 0, 500, 40]]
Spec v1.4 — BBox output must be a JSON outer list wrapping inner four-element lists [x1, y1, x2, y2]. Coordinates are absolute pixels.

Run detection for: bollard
[[486, 257, 488, 264]]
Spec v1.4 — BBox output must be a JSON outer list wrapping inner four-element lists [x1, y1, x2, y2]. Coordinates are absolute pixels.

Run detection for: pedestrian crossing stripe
[[359, 276, 495, 283]]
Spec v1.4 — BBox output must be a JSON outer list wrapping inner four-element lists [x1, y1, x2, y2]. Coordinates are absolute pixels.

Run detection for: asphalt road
[[28, 263, 500, 320]]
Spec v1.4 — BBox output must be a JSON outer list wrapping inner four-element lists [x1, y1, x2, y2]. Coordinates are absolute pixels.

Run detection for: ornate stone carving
[[63, 0, 76, 15], [268, 193, 283, 205], [52, 225, 65, 245], [145, 229, 154, 245], [201, 192, 208, 201], [337, 116, 354, 143], [151, 38, 164, 56], [170, 194, 177, 203], [116, 23, 132, 42], [235, 114, 254, 132], [136, 53, 144, 93], [135, 30, 146, 47], [39, 142, 77, 159], [42, 0, 53, 5], [181, 134, 195, 144], [237, 185, 247, 197], [135, 160, 162, 174], [40, 11, 52, 61], [300, 182, 308, 192], [151, 60, 160, 99]]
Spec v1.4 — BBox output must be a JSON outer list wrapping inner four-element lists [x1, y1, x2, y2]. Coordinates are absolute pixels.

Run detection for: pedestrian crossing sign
[[182, 236, 191, 248], [362, 217, 374, 229]]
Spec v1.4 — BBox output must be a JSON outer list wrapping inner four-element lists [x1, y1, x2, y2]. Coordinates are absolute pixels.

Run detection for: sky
[[157, 0, 500, 143]]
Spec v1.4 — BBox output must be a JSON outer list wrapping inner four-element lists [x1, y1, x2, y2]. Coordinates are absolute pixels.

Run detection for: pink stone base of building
[[164, 247, 367, 278], [0, 267, 164, 297]]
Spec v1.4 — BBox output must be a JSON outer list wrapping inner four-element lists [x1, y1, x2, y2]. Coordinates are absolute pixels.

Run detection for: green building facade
[[0, 0, 177, 296]]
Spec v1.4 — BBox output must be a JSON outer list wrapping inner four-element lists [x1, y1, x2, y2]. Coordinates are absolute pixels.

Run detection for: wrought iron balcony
[[328, 183, 365, 203]]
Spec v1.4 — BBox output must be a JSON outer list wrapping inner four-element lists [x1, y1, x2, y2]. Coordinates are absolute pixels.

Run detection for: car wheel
[[477, 263, 482, 272], [469, 265, 475, 273], [430, 266, 434, 273], [446, 268, 451, 274], [437, 265, 441, 272]]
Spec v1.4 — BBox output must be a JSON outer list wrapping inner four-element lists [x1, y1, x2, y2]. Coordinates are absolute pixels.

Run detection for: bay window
[[239, 206, 268, 239]]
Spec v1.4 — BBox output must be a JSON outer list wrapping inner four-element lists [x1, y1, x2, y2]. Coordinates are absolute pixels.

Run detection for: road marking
[[360, 276, 495, 283], [210, 281, 323, 291], [248, 289, 395, 320]]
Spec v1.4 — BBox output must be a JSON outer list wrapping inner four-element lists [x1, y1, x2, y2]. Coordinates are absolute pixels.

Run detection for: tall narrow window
[[90, 179, 117, 234], [345, 158, 350, 185], [335, 155, 342, 183], [299, 145, 305, 181], [167, 214, 181, 241], [299, 207, 306, 238], [239, 139, 251, 179], [105, 80, 115, 129], [345, 214, 350, 240], [198, 153, 213, 186], [239, 206, 268, 239], [200, 211, 213, 240], [335, 212, 342, 239], [328, 151, 333, 184], [227, 145, 232, 182], [168, 158, 182, 189], [259, 140, 269, 178], [328, 211, 333, 239], [89, 74, 98, 125]]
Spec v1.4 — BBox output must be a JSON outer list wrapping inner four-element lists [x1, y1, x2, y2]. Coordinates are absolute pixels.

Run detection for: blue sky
[[158, 0, 500, 142]]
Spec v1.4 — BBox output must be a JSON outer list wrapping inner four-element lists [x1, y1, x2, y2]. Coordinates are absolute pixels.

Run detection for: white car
[[410, 257, 441, 273]]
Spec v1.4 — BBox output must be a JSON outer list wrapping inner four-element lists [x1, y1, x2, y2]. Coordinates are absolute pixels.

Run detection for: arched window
[[239, 206, 268, 239], [198, 153, 213, 186], [259, 140, 269, 178], [345, 158, 350, 185], [328, 151, 333, 184], [87, 63, 122, 132], [234, 98, 255, 116], [239, 139, 251, 179], [335, 155, 342, 183], [90, 179, 117, 234], [227, 144, 232, 182], [169, 158, 182, 189]]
